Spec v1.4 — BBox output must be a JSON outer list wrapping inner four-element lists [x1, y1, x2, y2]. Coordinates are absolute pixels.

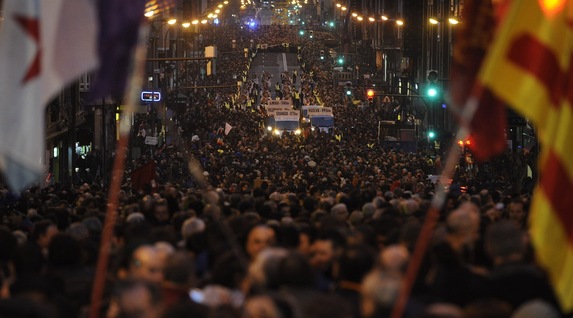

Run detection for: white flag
[[225, 122, 233, 135], [0, 0, 98, 191]]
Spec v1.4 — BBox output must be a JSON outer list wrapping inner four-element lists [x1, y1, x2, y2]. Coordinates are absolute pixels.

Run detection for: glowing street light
[[368, 17, 375, 22], [357, 16, 363, 21], [352, 12, 358, 17], [144, 10, 154, 18], [182, 22, 191, 28], [396, 19, 404, 26], [448, 18, 459, 25], [381, 15, 388, 21], [341, 6, 347, 11], [192, 20, 199, 25], [167, 18, 177, 25], [429, 18, 439, 24]]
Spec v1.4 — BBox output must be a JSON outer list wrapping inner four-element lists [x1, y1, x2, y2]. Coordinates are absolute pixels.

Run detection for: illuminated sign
[[141, 91, 161, 102]]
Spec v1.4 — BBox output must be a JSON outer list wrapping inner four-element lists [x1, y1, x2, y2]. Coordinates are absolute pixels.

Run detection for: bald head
[[446, 202, 480, 247], [447, 203, 479, 231], [181, 217, 206, 240], [130, 245, 164, 284]]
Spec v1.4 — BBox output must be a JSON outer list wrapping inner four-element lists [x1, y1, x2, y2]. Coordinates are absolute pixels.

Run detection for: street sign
[[141, 91, 161, 102], [145, 136, 158, 145], [175, 93, 187, 105]]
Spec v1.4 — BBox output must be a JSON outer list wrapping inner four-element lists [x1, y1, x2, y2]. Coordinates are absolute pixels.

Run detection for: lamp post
[[425, 0, 461, 134], [144, 17, 177, 146]]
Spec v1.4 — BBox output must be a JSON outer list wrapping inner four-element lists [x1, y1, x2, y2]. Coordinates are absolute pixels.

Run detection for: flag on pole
[[225, 122, 233, 135], [0, 0, 145, 191], [449, 0, 507, 161], [0, 0, 98, 191], [476, 0, 573, 312]]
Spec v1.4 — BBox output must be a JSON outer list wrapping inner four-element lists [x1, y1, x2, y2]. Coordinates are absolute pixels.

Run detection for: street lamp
[[448, 18, 459, 25], [429, 17, 459, 25]]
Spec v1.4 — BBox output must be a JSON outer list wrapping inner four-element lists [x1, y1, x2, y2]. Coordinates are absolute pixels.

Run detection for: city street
[[0, 1, 565, 318]]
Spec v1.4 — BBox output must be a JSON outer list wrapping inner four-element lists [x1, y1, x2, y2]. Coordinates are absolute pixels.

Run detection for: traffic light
[[320, 49, 325, 60], [299, 29, 305, 36], [345, 82, 352, 96], [427, 70, 438, 82], [338, 56, 344, 65], [457, 139, 471, 147], [427, 86, 438, 97], [366, 89, 374, 103], [329, 21, 335, 28], [428, 126, 436, 139], [309, 30, 314, 38], [426, 70, 440, 99]]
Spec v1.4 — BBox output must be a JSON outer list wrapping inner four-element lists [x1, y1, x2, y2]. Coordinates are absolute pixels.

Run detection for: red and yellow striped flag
[[478, 0, 573, 312]]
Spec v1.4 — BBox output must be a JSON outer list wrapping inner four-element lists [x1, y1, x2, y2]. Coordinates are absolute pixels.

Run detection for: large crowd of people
[[0, 20, 555, 318]]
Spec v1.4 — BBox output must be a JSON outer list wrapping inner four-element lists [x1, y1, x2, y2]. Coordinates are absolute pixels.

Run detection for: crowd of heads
[[0, 22, 555, 318]]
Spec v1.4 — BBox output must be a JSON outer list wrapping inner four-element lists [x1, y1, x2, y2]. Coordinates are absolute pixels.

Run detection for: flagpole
[[390, 126, 468, 318], [89, 25, 148, 318]]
